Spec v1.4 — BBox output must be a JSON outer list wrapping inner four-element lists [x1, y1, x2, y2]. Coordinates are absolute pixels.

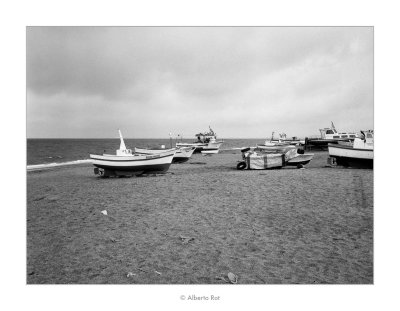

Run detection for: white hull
[[90, 150, 175, 174], [201, 148, 220, 155], [286, 154, 314, 165], [134, 147, 195, 163], [328, 140, 373, 168], [176, 142, 206, 148], [174, 147, 196, 161], [328, 145, 373, 160], [176, 141, 223, 151], [176, 134, 223, 152], [134, 147, 176, 155]]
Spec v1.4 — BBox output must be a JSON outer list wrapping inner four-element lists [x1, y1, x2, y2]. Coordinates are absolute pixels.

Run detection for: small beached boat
[[328, 130, 373, 169], [176, 126, 223, 153], [90, 130, 176, 177], [237, 145, 314, 170], [200, 143, 221, 155], [134, 146, 196, 163]]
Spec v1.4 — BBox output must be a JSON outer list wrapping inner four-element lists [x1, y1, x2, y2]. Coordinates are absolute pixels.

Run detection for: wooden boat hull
[[172, 147, 196, 163], [328, 144, 373, 169], [240, 146, 314, 168], [176, 141, 223, 153], [134, 147, 195, 163], [305, 138, 340, 146], [134, 147, 176, 155], [176, 142, 206, 153], [201, 148, 220, 155], [286, 154, 314, 166], [90, 150, 175, 176], [329, 156, 373, 169]]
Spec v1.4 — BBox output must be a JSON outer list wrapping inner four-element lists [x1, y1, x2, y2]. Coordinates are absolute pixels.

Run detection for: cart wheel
[[237, 162, 247, 170]]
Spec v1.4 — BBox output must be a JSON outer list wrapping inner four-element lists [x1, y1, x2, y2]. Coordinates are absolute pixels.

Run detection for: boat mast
[[118, 129, 127, 150]]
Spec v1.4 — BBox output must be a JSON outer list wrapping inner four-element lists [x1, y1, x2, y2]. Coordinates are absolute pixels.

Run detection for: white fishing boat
[[328, 130, 373, 169], [173, 146, 196, 162], [257, 132, 303, 147], [176, 126, 223, 153], [305, 122, 360, 148], [90, 130, 176, 177], [200, 146, 220, 155], [134, 146, 196, 163]]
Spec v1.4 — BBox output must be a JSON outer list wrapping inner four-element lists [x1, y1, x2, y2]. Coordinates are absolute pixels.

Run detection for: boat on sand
[[134, 146, 196, 163], [305, 122, 360, 148], [90, 130, 176, 177], [328, 130, 373, 169], [257, 132, 303, 147], [176, 126, 223, 153], [237, 145, 314, 170]]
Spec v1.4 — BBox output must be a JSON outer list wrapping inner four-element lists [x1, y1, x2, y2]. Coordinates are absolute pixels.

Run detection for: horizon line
[[26, 137, 284, 140]]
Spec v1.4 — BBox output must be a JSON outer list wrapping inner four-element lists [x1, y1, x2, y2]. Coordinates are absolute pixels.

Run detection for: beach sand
[[27, 151, 373, 284]]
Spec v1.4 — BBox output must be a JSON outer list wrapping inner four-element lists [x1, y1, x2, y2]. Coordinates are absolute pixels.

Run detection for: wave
[[27, 159, 92, 171]]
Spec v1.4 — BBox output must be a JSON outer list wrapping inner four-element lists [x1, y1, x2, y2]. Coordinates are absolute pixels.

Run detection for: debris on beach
[[126, 272, 136, 278], [47, 195, 59, 202], [33, 196, 46, 202], [101, 210, 108, 215], [154, 270, 162, 275], [215, 272, 238, 284], [179, 236, 195, 244], [227, 272, 238, 284]]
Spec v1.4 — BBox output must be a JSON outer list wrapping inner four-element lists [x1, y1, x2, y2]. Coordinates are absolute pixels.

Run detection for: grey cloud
[[27, 27, 373, 138]]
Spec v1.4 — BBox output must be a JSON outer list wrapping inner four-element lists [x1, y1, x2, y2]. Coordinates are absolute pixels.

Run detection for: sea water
[[27, 138, 263, 167]]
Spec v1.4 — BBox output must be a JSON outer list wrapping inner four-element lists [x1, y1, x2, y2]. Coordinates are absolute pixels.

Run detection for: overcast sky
[[27, 27, 373, 138]]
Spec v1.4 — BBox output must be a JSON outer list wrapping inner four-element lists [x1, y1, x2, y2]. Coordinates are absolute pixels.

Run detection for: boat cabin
[[195, 126, 217, 143], [354, 130, 374, 149], [319, 125, 359, 140], [116, 148, 133, 156]]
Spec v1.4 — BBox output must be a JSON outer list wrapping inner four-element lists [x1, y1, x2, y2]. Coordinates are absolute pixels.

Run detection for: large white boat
[[176, 126, 223, 153], [328, 130, 373, 169], [305, 122, 360, 148], [134, 146, 196, 163], [90, 130, 176, 177]]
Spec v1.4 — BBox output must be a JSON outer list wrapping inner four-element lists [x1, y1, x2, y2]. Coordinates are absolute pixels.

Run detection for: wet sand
[[27, 151, 373, 284]]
